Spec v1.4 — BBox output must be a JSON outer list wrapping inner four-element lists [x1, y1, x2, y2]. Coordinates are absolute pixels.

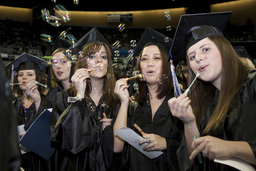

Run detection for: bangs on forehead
[[85, 42, 105, 55]]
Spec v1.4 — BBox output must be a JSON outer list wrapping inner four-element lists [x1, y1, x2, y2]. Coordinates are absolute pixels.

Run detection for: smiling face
[[87, 45, 108, 79], [52, 51, 71, 82], [140, 45, 163, 85], [17, 69, 36, 91], [187, 37, 223, 90]]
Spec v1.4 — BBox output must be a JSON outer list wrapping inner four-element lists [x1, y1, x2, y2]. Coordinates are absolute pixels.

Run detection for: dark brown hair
[[134, 44, 173, 103], [68, 42, 118, 113], [187, 35, 250, 133]]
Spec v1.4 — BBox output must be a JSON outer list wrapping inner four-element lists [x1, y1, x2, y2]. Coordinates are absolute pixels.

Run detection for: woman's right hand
[[71, 68, 90, 98], [168, 93, 195, 125], [114, 78, 129, 104]]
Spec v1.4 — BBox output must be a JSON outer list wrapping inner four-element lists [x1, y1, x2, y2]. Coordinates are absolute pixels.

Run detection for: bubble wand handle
[[185, 73, 200, 94]]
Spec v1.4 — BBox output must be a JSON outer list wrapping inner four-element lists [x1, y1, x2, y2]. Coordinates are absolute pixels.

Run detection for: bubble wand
[[185, 73, 200, 94]]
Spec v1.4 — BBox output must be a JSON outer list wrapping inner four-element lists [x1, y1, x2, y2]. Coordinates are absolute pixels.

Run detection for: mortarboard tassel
[[169, 50, 182, 97]]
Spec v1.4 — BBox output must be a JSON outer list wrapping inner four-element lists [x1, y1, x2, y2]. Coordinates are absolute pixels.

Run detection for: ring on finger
[[202, 150, 208, 155], [145, 137, 151, 143]]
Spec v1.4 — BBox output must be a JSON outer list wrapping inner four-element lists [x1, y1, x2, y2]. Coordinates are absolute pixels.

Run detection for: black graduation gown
[[0, 58, 21, 171], [13, 95, 49, 171], [45, 84, 64, 109], [50, 90, 120, 171], [120, 94, 183, 171], [177, 70, 256, 171]]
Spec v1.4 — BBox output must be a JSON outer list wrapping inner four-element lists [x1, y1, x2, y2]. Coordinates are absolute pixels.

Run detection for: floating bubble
[[114, 50, 120, 57], [59, 27, 71, 38], [166, 26, 172, 31], [64, 49, 72, 58], [118, 23, 125, 32], [130, 40, 137, 47], [51, 0, 56, 3], [73, 0, 79, 5], [163, 74, 168, 79], [78, 51, 83, 58], [41, 8, 61, 27], [164, 37, 170, 43], [67, 34, 76, 47], [157, 79, 163, 84], [132, 70, 140, 76], [114, 57, 118, 63], [164, 11, 171, 21], [133, 83, 139, 93], [40, 33, 53, 42], [112, 40, 120, 49], [53, 4, 70, 23], [126, 49, 134, 62]]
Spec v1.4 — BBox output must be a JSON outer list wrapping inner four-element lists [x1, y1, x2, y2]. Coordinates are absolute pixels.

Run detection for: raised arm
[[113, 78, 129, 153]]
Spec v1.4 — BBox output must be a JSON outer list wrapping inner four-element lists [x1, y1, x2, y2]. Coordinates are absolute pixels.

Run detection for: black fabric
[[0, 57, 21, 171], [49, 90, 120, 171], [119, 95, 183, 171], [177, 70, 256, 171], [133, 27, 173, 57]]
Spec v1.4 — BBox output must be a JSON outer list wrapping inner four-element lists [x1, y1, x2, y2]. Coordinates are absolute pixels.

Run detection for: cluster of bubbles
[[73, 0, 79, 5], [41, 4, 70, 27], [164, 11, 171, 21]]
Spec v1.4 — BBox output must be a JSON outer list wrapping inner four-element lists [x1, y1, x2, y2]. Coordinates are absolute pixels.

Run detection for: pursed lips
[[198, 64, 209, 72]]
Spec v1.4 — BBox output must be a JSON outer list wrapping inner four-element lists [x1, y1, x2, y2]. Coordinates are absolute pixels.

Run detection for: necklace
[[22, 97, 27, 122]]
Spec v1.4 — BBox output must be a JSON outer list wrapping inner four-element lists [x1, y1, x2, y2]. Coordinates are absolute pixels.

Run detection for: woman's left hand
[[190, 135, 233, 160], [139, 134, 167, 151], [25, 81, 41, 103], [101, 118, 112, 130]]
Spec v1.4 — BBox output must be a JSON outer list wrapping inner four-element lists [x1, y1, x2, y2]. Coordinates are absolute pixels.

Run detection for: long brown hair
[[134, 44, 173, 103], [50, 48, 70, 88], [68, 42, 118, 113], [187, 35, 250, 133]]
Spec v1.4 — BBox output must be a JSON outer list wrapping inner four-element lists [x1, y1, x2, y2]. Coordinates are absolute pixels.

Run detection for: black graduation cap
[[231, 41, 256, 60], [53, 37, 71, 52], [170, 11, 232, 62], [134, 27, 173, 57], [63, 27, 113, 61], [5, 52, 48, 72]]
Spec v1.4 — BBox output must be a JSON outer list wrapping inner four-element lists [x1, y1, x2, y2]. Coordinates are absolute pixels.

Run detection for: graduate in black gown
[[45, 37, 72, 108], [5, 52, 48, 171], [169, 12, 256, 170], [49, 27, 120, 171], [113, 28, 183, 171]]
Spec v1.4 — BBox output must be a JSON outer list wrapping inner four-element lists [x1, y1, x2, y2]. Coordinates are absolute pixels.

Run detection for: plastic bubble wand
[[185, 73, 200, 94], [35, 81, 47, 88]]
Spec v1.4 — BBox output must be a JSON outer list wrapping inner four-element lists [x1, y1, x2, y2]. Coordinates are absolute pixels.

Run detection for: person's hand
[[101, 118, 112, 130], [139, 134, 167, 151], [71, 68, 90, 98], [190, 135, 233, 160], [25, 81, 41, 103], [168, 93, 195, 125], [114, 78, 129, 104]]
